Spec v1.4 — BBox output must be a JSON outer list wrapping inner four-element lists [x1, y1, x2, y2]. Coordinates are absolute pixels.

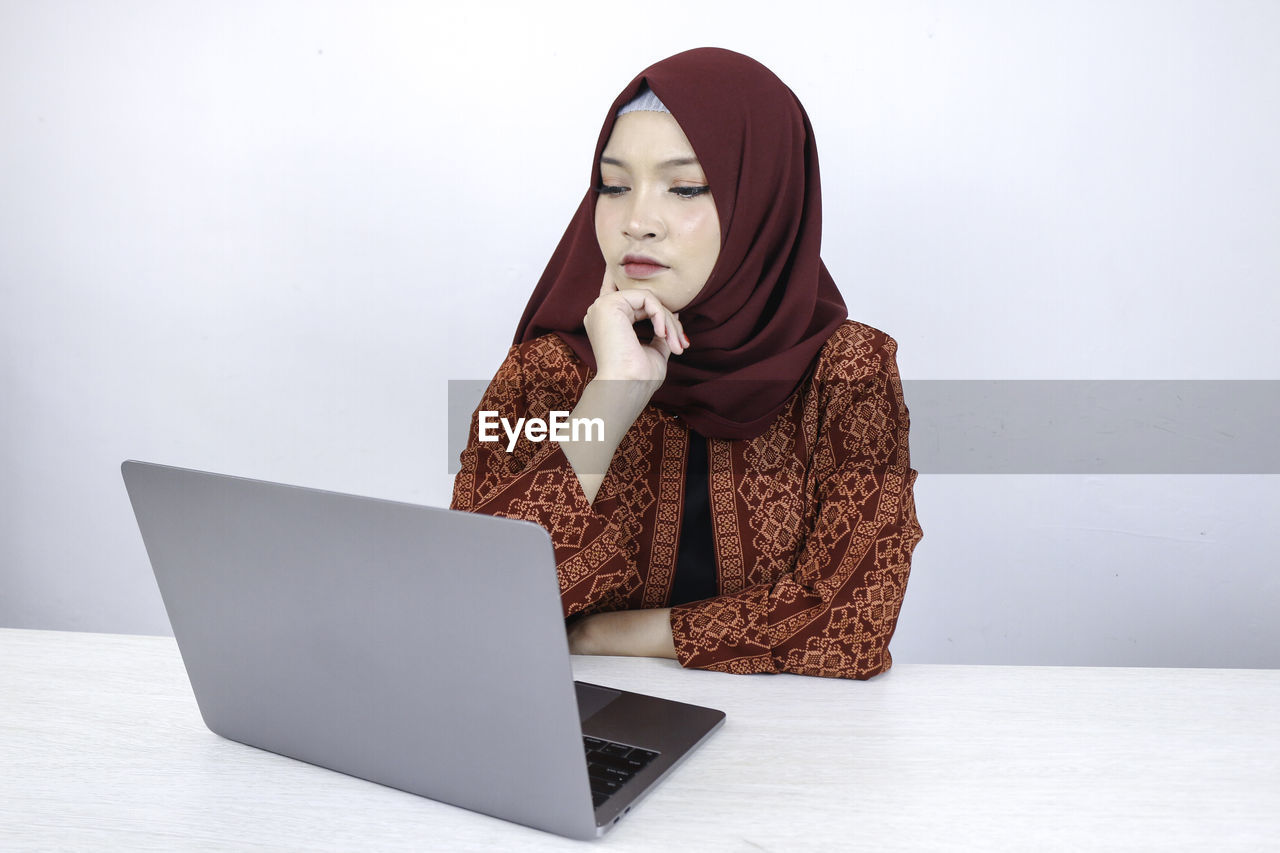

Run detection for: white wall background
[[2, 0, 1277, 665]]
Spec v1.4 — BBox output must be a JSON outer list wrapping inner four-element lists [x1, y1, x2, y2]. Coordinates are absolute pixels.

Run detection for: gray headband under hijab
[[616, 86, 670, 116]]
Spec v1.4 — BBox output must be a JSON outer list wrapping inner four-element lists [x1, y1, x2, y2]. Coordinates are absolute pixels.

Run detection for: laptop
[[121, 460, 724, 840]]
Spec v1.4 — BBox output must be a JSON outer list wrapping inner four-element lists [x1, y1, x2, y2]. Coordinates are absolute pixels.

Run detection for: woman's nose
[[623, 191, 666, 241]]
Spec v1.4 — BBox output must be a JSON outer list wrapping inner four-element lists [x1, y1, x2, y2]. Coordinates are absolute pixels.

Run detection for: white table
[[2, 628, 1277, 851]]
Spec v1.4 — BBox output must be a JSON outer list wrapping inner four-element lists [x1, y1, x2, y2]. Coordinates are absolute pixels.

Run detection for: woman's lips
[[623, 262, 668, 279]]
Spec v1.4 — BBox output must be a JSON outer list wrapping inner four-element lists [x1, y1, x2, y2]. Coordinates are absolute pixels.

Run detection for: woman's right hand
[[583, 272, 688, 386], [563, 272, 689, 505]]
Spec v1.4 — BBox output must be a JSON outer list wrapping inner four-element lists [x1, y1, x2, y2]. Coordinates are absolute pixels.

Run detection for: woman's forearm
[[559, 377, 657, 505], [567, 608, 677, 659]]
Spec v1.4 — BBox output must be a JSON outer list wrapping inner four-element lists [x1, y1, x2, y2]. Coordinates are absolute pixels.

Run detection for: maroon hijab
[[513, 47, 848, 440]]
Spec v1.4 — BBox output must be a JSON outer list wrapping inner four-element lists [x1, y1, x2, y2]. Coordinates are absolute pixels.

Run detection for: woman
[[452, 47, 922, 679]]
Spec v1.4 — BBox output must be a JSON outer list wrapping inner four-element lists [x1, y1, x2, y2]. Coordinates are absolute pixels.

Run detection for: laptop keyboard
[[583, 736, 660, 808]]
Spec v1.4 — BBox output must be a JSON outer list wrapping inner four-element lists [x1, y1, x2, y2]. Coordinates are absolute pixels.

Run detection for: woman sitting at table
[[452, 47, 922, 680]]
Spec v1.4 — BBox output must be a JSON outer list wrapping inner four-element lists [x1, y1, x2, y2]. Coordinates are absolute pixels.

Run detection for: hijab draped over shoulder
[[513, 47, 848, 440]]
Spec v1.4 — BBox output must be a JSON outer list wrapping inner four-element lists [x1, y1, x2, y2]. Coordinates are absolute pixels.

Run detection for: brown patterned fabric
[[451, 320, 922, 680]]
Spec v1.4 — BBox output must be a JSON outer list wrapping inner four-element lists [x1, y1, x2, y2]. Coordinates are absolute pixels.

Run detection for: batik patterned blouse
[[451, 320, 922, 680]]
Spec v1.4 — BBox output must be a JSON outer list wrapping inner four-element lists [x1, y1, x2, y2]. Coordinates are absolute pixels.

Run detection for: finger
[[609, 287, 651, 316], [638, 295, 683, 354], [648, 299, 667, 340], [600, 269, 618, 297], [672, 313, 689, 351], [614, 288, 666, 326], [649, 332, 672, 361], [665, 312, 686, 350], [611, 290, 680, 351], [647, 298, 683, 354], [657, 306, 681, 354], [659, 309, 677, 353]]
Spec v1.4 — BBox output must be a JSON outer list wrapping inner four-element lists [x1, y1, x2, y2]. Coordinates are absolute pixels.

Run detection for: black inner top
[[669, 428, 719, 607]]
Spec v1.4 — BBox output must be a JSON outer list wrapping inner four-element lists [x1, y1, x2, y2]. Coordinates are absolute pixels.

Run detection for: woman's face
[[594, 110, 721, 313]]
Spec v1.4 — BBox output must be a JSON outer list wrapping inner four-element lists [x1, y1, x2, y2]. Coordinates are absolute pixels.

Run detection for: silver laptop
[[121, 460, 724, 840]]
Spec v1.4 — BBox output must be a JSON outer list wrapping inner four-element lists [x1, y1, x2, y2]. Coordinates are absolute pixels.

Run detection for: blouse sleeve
[[668, 333, 923, 679], [450, 343, 644, 616]]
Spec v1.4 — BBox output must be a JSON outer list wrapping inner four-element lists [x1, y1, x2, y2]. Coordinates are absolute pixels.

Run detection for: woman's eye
[[594, 183, 628, 195], [670, 185, 711, 199]]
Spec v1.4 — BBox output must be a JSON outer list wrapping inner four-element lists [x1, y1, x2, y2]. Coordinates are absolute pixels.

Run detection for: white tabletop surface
[[1, 628, 1277, 851]]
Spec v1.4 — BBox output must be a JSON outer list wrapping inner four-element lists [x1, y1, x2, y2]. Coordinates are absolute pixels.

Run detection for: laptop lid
[[122, 460, 601, 839]]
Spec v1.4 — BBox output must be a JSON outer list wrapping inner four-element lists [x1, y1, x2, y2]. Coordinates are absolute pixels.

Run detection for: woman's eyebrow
[[600, 155, 702, 169]]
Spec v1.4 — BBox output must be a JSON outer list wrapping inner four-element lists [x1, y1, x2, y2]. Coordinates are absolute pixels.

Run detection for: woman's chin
[[619, 282, 671, 305]]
